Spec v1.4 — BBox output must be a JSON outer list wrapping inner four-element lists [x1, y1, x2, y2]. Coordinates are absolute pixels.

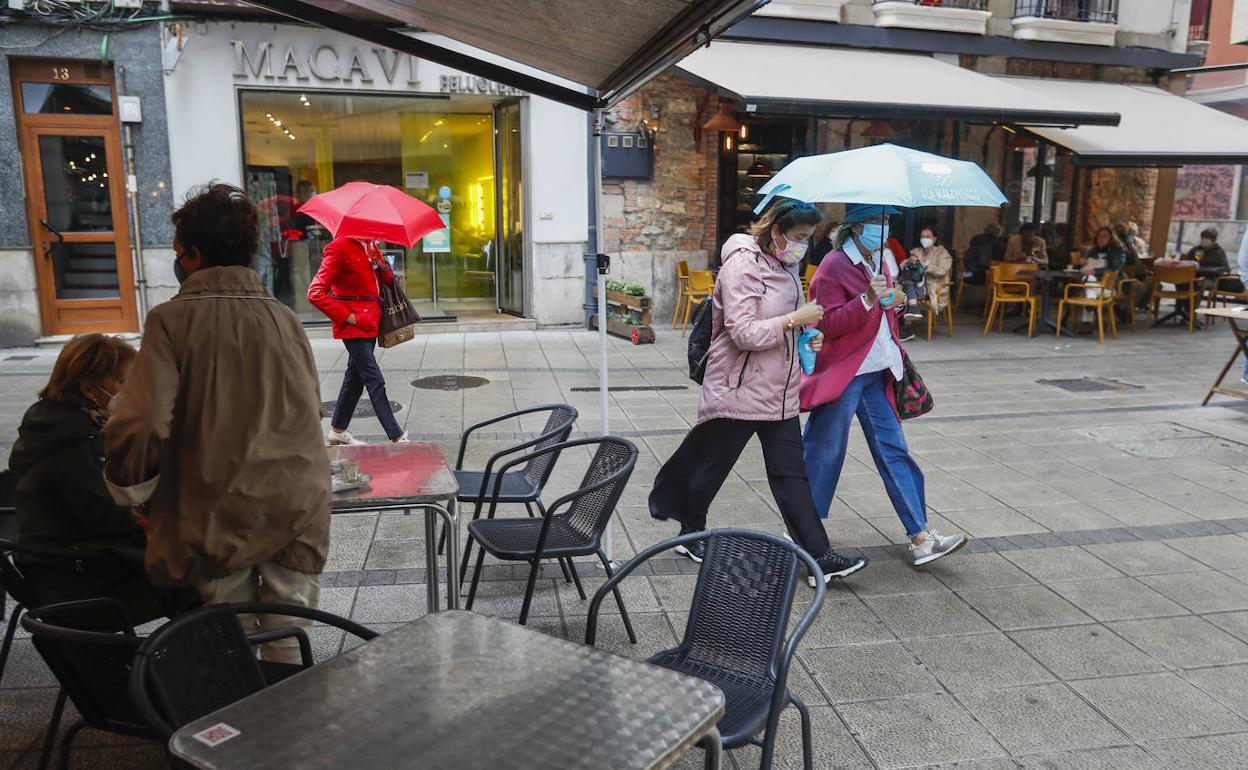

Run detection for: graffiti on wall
[[1171, 165, 1237, 220]]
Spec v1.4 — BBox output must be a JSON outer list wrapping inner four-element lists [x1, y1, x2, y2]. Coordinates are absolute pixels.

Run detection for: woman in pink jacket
[[801, 204, 965, 567], [649, 200, 868, 586]]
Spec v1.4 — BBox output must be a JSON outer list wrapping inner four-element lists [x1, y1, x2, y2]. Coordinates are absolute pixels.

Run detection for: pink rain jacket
[[696, 234, 803, 424]]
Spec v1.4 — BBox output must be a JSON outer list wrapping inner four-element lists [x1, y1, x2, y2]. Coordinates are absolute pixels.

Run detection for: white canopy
[[1001, 76, 1248, 166], [676, 40, 1120, 127]]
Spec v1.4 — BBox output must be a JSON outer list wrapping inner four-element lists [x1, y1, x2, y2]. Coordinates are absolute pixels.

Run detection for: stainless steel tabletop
[[170, 610, 725, 770]]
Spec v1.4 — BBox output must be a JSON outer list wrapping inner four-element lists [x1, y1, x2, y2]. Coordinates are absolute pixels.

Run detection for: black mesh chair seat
[[648, 653, 780, 745], [465, 437, 638, 641], [453, 469, 539, 504], [586, 529, 827, 770], [468, 516, 594, 560]]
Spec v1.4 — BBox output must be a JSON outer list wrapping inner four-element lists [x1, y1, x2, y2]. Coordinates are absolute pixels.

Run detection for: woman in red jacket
[[307, 237, 407, 444]]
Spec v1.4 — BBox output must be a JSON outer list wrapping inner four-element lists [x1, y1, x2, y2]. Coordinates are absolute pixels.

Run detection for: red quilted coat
[[307, 237, 394, 340]]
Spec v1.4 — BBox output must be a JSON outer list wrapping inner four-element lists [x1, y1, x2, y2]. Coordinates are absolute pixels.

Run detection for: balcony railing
[[873, 0, 989, 8], [1013, 0, 1119, 25]]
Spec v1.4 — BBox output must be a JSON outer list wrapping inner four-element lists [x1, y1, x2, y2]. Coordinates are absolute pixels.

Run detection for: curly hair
[[172, 182, 260, 268]]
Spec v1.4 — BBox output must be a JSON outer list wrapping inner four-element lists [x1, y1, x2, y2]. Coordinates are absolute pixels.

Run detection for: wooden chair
[[922, 278, 954, 341], [1150, 263, 1199, 333], [1057, 271, 1118, 345], [801, 264, 817, 299], [983, 263, 1038, 337], [680, 270, 715, 336], [1205, 273, 1248, 325], [671, 260, 691, 329]]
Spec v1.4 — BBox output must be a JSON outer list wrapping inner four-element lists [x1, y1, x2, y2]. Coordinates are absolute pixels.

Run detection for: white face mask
[[96, 387, 118, 416], [1201, 238, 1215, 248], [775, 233, 809, 264], [920, 237, 935, 249]]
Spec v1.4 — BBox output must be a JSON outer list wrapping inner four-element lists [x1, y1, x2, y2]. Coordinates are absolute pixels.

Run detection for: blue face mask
[[857, 223, 888, 253]]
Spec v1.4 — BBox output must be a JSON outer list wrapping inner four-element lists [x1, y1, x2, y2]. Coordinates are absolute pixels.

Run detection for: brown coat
[[104, 267, 330, 586]]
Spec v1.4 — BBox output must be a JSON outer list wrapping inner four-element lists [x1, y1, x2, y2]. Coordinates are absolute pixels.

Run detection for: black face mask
[[173, 256, 189, 284]]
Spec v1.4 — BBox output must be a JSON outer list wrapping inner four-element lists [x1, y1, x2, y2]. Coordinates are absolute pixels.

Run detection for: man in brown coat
[[105, 183, 330, 663]]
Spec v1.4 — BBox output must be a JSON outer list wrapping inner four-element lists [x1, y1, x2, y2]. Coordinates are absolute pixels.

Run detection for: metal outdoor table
[[332, 442, 460, 611], [1195, 307, 1248, 405], [169, 610, 726, 770], [1020, 268, 1081, 336]]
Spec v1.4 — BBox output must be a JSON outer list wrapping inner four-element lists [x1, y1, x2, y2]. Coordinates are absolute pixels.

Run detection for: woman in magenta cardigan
[[307, 236, 407, 444], [801, 204, 966, 567]]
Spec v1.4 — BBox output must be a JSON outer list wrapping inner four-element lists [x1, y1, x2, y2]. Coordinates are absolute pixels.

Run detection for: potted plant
[[593, 279, 656, 344]]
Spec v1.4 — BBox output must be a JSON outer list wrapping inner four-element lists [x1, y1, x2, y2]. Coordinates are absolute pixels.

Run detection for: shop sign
[[438, 75, 523, 96], [232, 40, 422, 88]]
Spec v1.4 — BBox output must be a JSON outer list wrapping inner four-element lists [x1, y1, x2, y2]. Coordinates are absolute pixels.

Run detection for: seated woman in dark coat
[[8, 334, 189, 627]]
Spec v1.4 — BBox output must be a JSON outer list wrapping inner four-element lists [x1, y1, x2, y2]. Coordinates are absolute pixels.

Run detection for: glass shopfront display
[[239, 90, 523, 320]]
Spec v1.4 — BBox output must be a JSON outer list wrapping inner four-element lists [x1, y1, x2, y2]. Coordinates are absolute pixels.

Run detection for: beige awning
[[675, 40, 1120, 127], [242, 0, 767, 108], [1002, 76, 1248, 166]]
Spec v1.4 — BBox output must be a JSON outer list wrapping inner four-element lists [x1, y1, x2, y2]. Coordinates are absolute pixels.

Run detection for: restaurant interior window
[[239, 90, 501, 320]]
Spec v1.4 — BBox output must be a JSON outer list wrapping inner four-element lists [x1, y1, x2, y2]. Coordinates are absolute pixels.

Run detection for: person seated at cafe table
[[104, 183, 330, 664], [1187, 227, 1230, 290], [1004, 222, 1047, 264], [9, 334, 195, 628]]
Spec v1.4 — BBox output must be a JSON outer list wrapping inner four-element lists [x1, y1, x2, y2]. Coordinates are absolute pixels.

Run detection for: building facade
[[1, 4, 591, 346], [603, 0, 1240, 317]]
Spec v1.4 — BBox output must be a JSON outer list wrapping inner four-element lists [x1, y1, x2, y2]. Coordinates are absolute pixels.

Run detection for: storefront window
[[239, 90, 504, 320]]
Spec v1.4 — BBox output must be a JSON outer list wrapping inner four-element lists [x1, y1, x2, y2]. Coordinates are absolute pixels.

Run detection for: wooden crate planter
[[591, 287, 655, 344]]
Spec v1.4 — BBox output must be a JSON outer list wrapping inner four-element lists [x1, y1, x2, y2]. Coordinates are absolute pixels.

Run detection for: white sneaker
[[327, 430, 365, 446], [391, 433, 410, 443], [910, 529, 967, 567]]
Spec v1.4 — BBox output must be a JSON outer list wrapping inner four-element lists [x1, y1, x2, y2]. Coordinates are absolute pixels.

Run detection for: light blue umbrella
[[754, 143, 1006, 214]]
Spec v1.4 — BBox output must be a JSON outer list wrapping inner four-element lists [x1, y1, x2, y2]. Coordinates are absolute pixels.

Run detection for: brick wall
[[1078, 168, 1161, 247], [601, 74, 719, 323]]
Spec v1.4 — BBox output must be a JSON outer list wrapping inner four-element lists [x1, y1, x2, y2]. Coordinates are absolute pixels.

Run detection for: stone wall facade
[[601, 74, 719, 324]]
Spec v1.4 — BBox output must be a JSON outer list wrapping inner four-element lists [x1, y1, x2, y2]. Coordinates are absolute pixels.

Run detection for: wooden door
[[12, 58, 137, 335]]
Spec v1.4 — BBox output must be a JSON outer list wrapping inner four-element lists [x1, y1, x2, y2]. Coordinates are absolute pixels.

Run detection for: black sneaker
[[674, 528, 706, 563], [808, 548, 868, 587], [898, 322, 916, 342]]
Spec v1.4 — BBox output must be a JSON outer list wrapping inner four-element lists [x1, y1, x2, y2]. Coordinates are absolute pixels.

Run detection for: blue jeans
[[332, 337, 402, 440], [803, 370, 928, 538]]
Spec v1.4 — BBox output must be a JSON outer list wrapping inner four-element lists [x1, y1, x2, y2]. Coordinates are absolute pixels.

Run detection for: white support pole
[[593, 106, 613, 563]]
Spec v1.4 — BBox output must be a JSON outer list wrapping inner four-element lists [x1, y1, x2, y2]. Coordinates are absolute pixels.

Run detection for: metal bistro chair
[[983, 263, 1039, 337], [1057, 271, 1118, 345], [130, 602, 378, 739], [681, 270, 716, 336], [21, 599, 154, 770], [0, 535, 138, 686], [1150, 263, 1199, 332], [672, 259, 692, 328], [441, 404, 579, 587], [465, 437, 638, 637], [586, 529, 826, 770], [1206, 273, 1248, 323]]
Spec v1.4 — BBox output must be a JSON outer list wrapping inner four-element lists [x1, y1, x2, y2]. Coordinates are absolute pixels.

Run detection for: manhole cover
[[1038, 377, 1140, 393], [320, 400, 404, 418], [569, 385, 688, 392], [411, 375, 489, 391], [4, 356, 34, 361]]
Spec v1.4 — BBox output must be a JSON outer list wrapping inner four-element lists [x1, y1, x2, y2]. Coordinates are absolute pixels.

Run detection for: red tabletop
[[331, 442, 459, 511]]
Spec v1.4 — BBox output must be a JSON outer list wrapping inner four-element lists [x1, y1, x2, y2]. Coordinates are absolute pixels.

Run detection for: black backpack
[[687, 299, 715, 384]]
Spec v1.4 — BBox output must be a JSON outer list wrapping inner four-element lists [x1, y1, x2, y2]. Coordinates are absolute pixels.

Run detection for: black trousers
[[649, 416, 831, 557], [332, 337, 402, 439]]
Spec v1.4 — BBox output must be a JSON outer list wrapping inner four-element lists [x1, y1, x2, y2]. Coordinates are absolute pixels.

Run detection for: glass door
[[494, 101, 524, 316], [14, 60, 137, 335]]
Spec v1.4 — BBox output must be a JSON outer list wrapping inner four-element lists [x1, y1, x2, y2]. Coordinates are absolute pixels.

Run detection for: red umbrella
[[297, 182, 445, 247]]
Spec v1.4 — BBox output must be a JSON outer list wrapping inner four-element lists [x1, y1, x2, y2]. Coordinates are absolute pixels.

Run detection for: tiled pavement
[[2, 311, 1248, 769]]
